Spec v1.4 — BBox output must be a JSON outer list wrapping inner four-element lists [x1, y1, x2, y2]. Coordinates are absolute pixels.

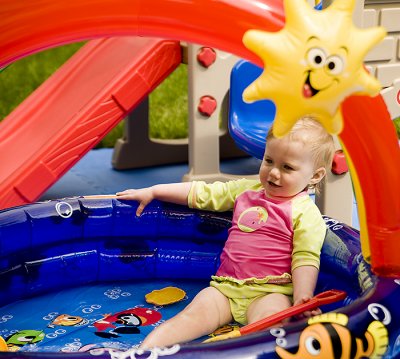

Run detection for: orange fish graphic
[[275, 313, 388, 359]]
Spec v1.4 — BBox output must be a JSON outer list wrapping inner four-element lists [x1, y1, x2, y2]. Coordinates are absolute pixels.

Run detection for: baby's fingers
[[116, 189, 137, 199], [295, 307, 321, 320], [135, 202, 147, 217], [310, 308, 322, 316], [115, 189, 151, 216], [116, 189, 133, 195]]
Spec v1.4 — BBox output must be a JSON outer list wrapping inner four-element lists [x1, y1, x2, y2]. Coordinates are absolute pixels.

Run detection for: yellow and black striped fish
[[275, 313, 388, 359]]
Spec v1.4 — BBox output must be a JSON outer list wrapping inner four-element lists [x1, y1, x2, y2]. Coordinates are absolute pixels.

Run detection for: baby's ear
[[310, 167, 326, 185]]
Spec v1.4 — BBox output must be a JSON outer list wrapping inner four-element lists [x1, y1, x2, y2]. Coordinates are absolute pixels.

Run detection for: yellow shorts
[[210, 275, 293, 325]]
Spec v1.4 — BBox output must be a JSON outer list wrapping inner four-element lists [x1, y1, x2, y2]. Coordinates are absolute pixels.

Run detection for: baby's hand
[[293, 295, 321, 319], [116, 188, 154, 216]]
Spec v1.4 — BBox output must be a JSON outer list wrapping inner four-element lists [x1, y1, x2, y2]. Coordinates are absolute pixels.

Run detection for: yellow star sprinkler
[[242, 0, 386, 137]]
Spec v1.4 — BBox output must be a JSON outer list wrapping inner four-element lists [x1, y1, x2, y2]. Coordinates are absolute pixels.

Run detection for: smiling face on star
[[241, 0, 386, 137], [302, 37, 347, 99]]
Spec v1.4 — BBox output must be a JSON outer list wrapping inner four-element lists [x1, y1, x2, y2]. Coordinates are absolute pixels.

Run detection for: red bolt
[[198, 96, 217, 117], [197, 47, 217, 68], [331, 150, 349, 175]]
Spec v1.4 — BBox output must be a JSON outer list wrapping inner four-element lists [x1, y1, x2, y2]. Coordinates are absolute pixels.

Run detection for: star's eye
[[325, 55, 344, 75], [306, 47, 326, 68]]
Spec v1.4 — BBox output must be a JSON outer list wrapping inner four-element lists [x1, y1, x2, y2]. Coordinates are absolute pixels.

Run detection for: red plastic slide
[[0, 37, 181, 209]]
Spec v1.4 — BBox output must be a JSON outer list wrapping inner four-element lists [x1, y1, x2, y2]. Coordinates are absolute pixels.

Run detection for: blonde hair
[[266, 117, 335, 193]]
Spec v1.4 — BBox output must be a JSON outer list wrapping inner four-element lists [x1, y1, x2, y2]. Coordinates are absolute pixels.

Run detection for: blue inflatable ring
[[1, 198, 400, 358]]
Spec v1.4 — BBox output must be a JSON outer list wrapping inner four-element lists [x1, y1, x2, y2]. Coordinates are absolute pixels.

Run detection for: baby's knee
[[180, 310, 217, 334]]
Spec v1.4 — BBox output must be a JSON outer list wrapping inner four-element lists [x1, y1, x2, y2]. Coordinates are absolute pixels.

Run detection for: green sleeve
[[188, 178, 261, 212], [291, 196, 326, 272]]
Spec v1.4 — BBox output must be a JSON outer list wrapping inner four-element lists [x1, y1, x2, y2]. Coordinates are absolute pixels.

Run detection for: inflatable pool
[[1, 197, 400, 358], [0, 0, 399, 277], [1, 0, 400, 357]]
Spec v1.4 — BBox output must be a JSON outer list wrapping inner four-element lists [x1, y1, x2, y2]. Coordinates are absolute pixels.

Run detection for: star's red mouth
[[303, 71, 320, 98]]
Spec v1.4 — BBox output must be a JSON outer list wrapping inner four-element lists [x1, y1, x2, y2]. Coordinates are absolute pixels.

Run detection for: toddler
[[116, 117, 335, 349]]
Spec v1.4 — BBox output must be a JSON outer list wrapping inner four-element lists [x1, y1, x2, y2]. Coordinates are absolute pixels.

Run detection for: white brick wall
[[361, 0, 400, 118]]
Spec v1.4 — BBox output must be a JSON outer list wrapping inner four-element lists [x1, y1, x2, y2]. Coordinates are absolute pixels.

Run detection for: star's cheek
[[303, 69, 341, 98], [310, 70, 336, 91]]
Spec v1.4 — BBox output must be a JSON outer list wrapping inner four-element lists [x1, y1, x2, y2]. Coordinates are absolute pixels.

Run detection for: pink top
[[189, 179, 326, 281], [216, 189, 296, 279]]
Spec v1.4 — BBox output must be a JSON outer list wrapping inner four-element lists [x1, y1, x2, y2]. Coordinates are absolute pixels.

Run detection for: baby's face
[[259, 136, 318, 199]]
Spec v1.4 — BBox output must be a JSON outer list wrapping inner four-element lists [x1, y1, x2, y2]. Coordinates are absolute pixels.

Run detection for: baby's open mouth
[[268, 181, 281, 187]]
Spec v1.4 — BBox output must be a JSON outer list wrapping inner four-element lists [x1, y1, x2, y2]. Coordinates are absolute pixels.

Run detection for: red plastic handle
[[240, 289, 346, 335]]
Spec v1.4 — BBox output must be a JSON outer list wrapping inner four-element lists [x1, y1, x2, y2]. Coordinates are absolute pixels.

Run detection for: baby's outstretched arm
[[292, 265, 321, 318], [116, 182, 192, 216]]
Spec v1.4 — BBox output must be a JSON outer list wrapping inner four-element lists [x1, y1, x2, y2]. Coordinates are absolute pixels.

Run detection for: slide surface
[[0, 37, 181, 208], [229, 60, 275, 160]]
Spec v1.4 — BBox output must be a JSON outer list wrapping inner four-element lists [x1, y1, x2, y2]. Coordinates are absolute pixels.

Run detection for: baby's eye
[[264, 158, 273, 164], [283, 165, 294, 171]]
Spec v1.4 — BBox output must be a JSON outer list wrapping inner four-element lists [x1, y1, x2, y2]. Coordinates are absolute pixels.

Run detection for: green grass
[[149, 64, 188, 139], [0, 43, 84, 119], [394, 117, 400, 138], [1, 42, 399, 148], [94, 64, 188, 148], [0, 43, 188, 148]]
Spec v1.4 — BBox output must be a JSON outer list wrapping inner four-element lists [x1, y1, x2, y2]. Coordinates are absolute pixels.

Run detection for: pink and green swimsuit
[[188, 178, 326, 282]]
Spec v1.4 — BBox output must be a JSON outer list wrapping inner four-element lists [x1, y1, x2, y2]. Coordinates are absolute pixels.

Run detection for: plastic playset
[[0, 0, 400, 358]]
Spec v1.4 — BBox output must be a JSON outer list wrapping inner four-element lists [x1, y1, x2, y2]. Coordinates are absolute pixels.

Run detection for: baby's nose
[[270, 167, 280, 178]]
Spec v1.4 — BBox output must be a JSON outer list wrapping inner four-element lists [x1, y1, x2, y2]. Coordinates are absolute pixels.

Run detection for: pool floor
[[0, 279, 210, 353]]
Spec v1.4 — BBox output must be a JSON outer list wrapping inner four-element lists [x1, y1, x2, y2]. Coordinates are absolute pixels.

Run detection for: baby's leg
[[140, 286, 232, 349], [246, 293, 291, 324]]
